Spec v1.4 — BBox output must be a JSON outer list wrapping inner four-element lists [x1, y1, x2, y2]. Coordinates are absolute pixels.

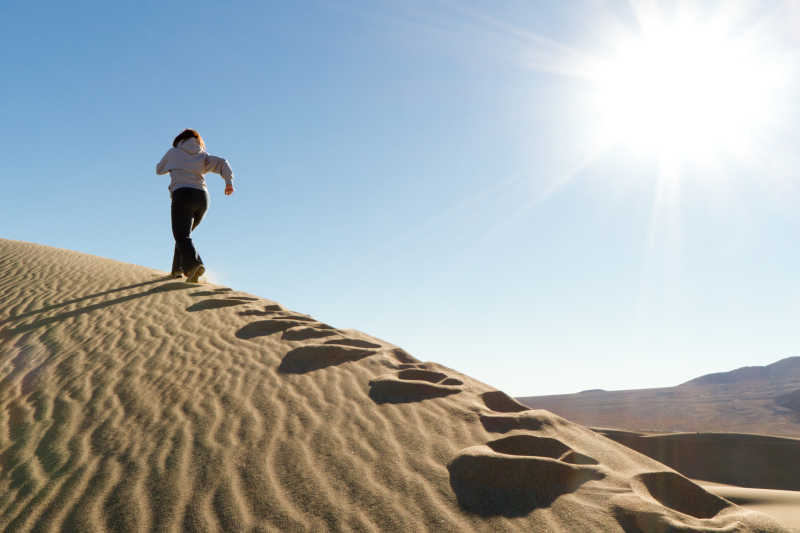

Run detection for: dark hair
[[172, 129, 205, 148]]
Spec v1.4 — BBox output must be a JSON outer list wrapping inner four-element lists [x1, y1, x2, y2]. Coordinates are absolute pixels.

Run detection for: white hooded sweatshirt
[[156, 137, 234, 195]]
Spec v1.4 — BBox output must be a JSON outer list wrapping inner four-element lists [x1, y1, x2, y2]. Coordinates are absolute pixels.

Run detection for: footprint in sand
[[236, 319, 311, 339], [368, 367, 465, 404], [486, 435, 599, 465], [278, 344, 378, 374], [389, 348, 418, 364], [611, 471, 732, 530], [479, 412, 546, 434], [237, 314, 340, 342], [186, 297, 258, 312], [281, 325, 338, 341], [477, 392, 563, 433], [448, 434, 603, 516], [480, 390, 531, 413], [324, 338, 381, 349], [237, 304, 286, 317], [234, 306, 386, 373], [190, 288, 234, 296], [633, 471, 730, 518]]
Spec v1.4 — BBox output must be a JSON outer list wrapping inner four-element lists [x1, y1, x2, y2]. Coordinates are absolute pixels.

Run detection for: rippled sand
[[0, 238, 791, 532]]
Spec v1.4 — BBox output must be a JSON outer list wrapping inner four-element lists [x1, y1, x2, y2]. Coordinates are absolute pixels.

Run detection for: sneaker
[[185, 264, 205, 283], [170, 270, 183, 279]]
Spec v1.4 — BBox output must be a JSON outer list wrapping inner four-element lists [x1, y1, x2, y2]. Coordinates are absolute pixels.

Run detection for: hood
[[177, 137, 205, 155]]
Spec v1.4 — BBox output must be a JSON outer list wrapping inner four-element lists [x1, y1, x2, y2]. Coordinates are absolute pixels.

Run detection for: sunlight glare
[[590, 15, 786, 163]]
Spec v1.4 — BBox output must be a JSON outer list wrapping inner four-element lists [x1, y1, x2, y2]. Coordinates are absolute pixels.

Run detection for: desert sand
[[700, 482, 800, 532], [0, 238, 793, 532]]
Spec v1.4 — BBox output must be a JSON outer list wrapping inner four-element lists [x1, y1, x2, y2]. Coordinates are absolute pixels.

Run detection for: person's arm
[[205, 155, 235, 195], [156, 150, 171, 175]]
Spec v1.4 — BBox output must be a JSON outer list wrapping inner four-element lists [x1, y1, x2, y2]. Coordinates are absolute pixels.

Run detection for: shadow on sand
[[1, 280, 193, 337], [0, 277, 175, 326], [448, 453, 604, 517], [278, 344, 376, 374]]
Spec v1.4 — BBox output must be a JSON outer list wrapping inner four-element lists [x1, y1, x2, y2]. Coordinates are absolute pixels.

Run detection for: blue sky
[[2, 1, 799, 396]]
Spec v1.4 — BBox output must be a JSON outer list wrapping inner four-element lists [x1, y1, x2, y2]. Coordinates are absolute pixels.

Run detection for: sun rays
[[585, 7, 789, 167]]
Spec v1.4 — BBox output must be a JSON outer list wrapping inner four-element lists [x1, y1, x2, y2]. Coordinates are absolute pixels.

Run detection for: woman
[[156, 129, 235, 282]]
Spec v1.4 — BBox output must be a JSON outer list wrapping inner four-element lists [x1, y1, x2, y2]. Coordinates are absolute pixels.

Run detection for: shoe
[[185, 264, 205, 283], [170, 270, 183, 279]]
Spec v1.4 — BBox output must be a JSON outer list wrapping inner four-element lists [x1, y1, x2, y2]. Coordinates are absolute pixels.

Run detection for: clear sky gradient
[[2, 1, 799, 396]]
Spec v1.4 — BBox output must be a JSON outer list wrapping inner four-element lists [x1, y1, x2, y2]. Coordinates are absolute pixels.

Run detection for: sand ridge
[[0, 238, 792, 532]]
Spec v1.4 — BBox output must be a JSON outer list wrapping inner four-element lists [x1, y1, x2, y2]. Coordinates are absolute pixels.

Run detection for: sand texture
[[518, 358, 800, 437], [0, 238, 792, 532], [700, 482, 800, 533]]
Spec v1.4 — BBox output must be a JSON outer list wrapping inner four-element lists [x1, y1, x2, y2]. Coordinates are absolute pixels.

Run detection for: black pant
[[171, 187, 208, 273]]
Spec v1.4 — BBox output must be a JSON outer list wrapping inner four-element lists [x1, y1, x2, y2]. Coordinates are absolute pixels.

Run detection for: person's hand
[[225, 183, 234, 196]]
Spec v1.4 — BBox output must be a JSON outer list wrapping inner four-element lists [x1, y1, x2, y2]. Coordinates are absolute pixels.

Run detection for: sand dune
[[0, 238, 792, 532]]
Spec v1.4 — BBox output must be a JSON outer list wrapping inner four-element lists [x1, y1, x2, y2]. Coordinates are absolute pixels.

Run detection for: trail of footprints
[[194, 291, 595, 516], [189, 294, 389, 376], [447, 391, 605, 515], [451, 390, 741, 529], [193, 291, 469, 392], [191, 291, 737, 528]]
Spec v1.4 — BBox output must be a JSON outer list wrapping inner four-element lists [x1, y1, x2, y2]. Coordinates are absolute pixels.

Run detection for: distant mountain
[[777, 389, 800, 412], [683, 357, 800, 386], [518, 357, 800, 437]]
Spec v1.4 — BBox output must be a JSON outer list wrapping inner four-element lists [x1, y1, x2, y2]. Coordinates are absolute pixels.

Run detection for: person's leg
[[171, 189, 203, 273], [170, 243, 182, 277], [191, 192, 207, 230], [192, 189, 208, 264], [181, 189, 209, 282], [188, 190, 209, 268]]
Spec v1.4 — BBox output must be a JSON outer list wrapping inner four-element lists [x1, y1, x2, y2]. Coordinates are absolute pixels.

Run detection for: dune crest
[[0, 238, 791, 532]]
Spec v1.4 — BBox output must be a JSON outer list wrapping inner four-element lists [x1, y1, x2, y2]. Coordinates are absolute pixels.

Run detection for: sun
[[587, 11, 786, 164]]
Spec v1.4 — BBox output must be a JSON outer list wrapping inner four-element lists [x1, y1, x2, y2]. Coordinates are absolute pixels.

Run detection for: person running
[[156, 129, 235, 282]]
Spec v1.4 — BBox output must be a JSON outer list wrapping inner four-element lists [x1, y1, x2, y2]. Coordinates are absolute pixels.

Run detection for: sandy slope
[[700, 482, 800, 533], [0, 238, 791, 532]]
